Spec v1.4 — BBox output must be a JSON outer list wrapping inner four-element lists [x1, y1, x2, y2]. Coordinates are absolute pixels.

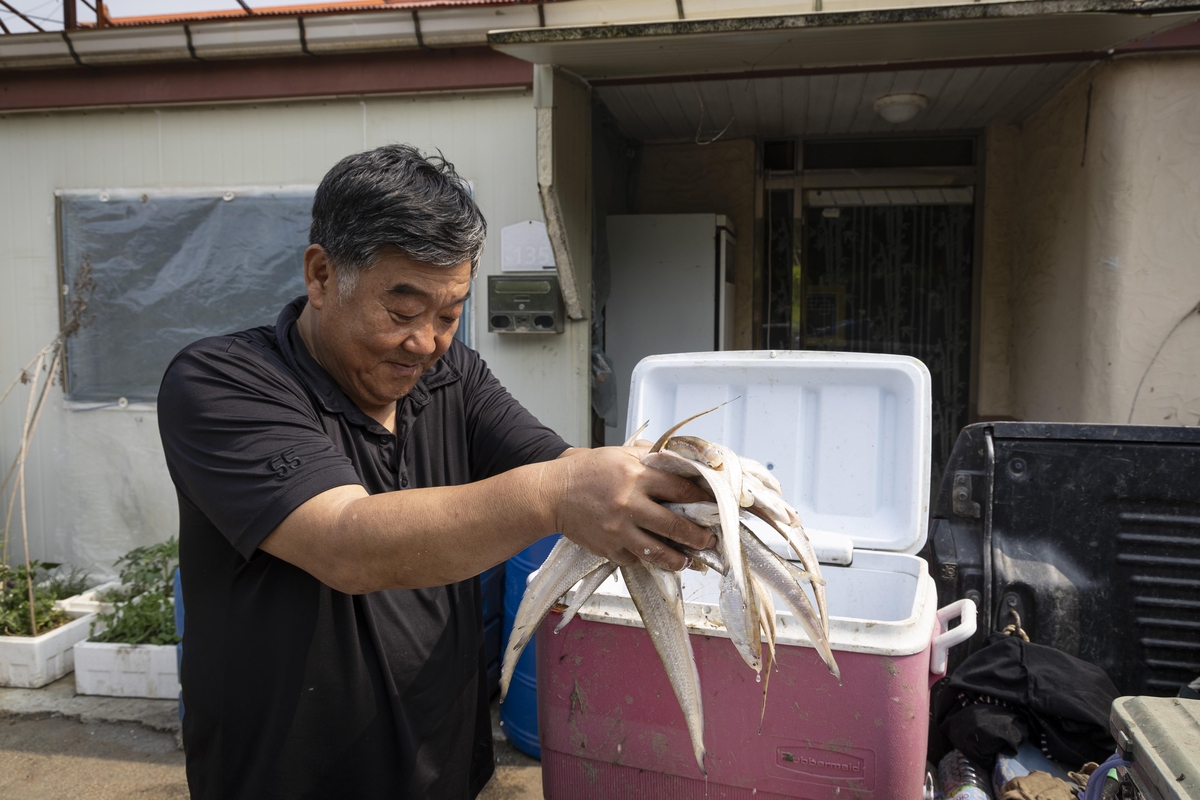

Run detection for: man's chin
[[380, 375, 422, 402]]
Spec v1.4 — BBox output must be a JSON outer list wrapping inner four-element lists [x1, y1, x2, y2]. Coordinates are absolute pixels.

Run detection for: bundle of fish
[[499, 410, 841, 776]]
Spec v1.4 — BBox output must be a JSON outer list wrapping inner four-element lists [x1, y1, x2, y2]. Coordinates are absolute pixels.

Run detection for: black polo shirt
[[158, 297, 568, 800]]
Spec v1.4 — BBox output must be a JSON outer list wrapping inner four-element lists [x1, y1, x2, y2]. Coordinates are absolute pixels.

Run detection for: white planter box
[[0, 612, 97, 688], [73, 640, 179, 699], [54, 581, 123, 615]]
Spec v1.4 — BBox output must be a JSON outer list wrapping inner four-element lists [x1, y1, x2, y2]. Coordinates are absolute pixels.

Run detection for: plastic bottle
[[938, 750, 993, 800]]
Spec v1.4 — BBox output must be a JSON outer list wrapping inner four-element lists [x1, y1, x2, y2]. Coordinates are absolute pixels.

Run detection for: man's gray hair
[[309, 144, 486, 294]]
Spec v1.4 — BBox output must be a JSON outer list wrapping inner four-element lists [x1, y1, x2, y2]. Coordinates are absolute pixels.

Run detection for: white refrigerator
[[604, 214, 736, 446]]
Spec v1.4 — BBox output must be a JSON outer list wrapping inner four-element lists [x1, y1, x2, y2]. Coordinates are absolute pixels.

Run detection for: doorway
[[759, 137, 980, 487]]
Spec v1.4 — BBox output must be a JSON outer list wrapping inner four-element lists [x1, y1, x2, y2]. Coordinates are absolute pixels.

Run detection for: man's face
[[307, 246, 472, 415]]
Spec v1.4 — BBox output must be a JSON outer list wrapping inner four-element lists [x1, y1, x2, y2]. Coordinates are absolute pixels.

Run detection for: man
[[157, 144, 712, 799]]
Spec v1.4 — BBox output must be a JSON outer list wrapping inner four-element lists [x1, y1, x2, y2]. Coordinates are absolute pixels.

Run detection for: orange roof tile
[[107, 0, 535, 27]]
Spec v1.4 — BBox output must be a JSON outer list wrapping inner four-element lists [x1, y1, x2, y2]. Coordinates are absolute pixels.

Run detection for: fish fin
[[622, 420, 650, 447], [648, 398, 739, 454], [759, 642, 773, 734]]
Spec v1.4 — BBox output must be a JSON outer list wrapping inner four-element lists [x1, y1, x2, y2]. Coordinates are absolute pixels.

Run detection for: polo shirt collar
[[274, 296, 461, 429]]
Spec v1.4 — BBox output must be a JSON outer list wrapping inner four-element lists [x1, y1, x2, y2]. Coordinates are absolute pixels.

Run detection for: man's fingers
[[608, 548, 637, 567], [626, 531, 688, 572], [639, 468, 710, 505], [635, 501, 715, 552]]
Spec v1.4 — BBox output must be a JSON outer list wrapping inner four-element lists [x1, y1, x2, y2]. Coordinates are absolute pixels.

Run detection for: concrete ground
[[0, 676, 542, 799]]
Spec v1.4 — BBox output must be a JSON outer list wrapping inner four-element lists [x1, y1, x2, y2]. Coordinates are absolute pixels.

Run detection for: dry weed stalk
[[0, 258, 94, 636]]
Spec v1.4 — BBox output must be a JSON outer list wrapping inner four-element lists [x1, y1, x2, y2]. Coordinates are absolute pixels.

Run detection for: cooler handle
[[929, 598, 977, 677]]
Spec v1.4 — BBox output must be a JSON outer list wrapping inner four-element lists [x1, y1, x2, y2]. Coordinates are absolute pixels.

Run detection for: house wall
[[978, 53, 1200, 424], [977, 125, 1019, 419], [0, 90, 589, 577], [633, 138, 757, 349]]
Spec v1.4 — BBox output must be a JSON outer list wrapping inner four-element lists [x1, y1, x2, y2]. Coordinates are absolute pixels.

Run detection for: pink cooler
[[536, 351, 977, 799]]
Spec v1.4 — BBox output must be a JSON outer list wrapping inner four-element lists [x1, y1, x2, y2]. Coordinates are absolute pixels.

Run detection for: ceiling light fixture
[[873, 93, 928, 124]]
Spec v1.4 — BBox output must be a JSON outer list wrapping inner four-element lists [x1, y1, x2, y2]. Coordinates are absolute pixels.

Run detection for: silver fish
[[622, 561, 707, 776], [742, 506, 830, 638], [753, 573, 778, 672], [624, 420, 649, 447], [641, 449, 702, 481], [648, 450, 756, 646], [554, 561, 619, 633], [739, 455, 783, 496], [500, 538, 607, 700], [719, 558, 762, 674], [646, 562, 680, 605], [685, 458, 748, 597], [705, 441, 745, 514], [742, 473, 791, 524], [662, 501, 721, 528], [740, 524, 841, 683], [648, 401, 732, 454], [682, 542, 726, 575], [664, 435, 723, 468], [751, 572, 778, 729]]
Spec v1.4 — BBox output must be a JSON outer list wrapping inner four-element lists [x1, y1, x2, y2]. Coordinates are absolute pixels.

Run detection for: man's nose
[[402, 320, 438, 356]]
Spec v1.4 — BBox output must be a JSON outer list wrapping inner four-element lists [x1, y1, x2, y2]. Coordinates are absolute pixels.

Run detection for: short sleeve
[[158, 337, 364, 560], [454, 344, 571, 480]]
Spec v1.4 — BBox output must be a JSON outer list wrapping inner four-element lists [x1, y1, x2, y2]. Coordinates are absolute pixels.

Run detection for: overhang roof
[[489, 0, 1200, 80]]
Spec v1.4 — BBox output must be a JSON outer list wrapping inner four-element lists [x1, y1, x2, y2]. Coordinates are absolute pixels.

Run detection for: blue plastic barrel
[[479, 563, 506, 697], [500, 533, 561, 758]]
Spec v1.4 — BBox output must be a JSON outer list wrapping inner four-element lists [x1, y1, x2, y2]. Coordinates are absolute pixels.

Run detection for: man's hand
[[547, 446, 715, 571]]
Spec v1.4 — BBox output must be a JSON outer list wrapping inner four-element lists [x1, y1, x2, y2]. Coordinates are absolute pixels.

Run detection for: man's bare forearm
[[260, 446, 715, 594], [261, 460, 560, 594]]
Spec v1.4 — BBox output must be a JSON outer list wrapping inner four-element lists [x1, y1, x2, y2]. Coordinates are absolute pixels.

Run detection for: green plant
[[0, 562, 89, 637], [91, 538, 179, 646]]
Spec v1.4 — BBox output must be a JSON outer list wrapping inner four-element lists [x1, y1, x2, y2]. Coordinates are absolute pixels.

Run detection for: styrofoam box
[[0, 612, 97, 688], [54, 581, 123, 615], [537, 351, 976, 799], [74, 641, 179, 699]]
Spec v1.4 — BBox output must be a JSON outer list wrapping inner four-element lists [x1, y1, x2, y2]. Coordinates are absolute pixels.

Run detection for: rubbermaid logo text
[[775, 743, 873, 788], [780, 751, 860, 773]]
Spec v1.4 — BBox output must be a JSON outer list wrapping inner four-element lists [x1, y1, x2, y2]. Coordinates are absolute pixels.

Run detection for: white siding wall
[[0, 90, 589, 578]]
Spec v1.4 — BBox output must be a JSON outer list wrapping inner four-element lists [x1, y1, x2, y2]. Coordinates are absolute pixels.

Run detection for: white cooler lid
[[627, 351, 932, 555]]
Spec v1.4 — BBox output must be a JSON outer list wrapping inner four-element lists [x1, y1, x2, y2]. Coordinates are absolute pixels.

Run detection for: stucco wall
[[0, 90, 589, 576], [978, 124, 1019, 419], [980, 54, 1200, 424]]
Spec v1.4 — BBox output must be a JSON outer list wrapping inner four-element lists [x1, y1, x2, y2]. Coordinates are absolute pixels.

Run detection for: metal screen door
[[800, 196, 975, 490]]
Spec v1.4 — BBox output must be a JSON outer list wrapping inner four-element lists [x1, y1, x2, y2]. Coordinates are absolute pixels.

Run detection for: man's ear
[[304, 244, 336, 311]]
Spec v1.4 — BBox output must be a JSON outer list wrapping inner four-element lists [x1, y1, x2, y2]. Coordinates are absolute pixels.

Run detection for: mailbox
[[487, 274, 564, 334]]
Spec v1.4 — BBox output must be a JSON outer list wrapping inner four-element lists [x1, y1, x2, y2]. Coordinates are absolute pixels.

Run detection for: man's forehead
[[386, 280, 471, 304], [369, 249, 472, 302]]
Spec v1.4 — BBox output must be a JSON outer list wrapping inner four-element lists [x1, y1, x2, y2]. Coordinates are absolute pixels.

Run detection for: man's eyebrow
[[386, 283, 471, 305], [386, 283, 433, 299]]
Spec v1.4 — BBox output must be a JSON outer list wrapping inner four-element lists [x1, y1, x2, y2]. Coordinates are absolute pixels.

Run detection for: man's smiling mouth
[[387, 361, 424, 375]]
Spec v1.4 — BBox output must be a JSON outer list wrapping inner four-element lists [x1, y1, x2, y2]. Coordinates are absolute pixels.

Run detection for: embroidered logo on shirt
[[269, 449, 302, 479]]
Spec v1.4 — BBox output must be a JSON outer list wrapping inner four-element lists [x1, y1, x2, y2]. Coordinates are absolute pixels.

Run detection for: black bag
[[934, 634, 1119, 767]]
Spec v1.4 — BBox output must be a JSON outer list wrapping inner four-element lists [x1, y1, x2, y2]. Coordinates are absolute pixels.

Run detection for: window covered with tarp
[[58, 188, 314, 403]]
